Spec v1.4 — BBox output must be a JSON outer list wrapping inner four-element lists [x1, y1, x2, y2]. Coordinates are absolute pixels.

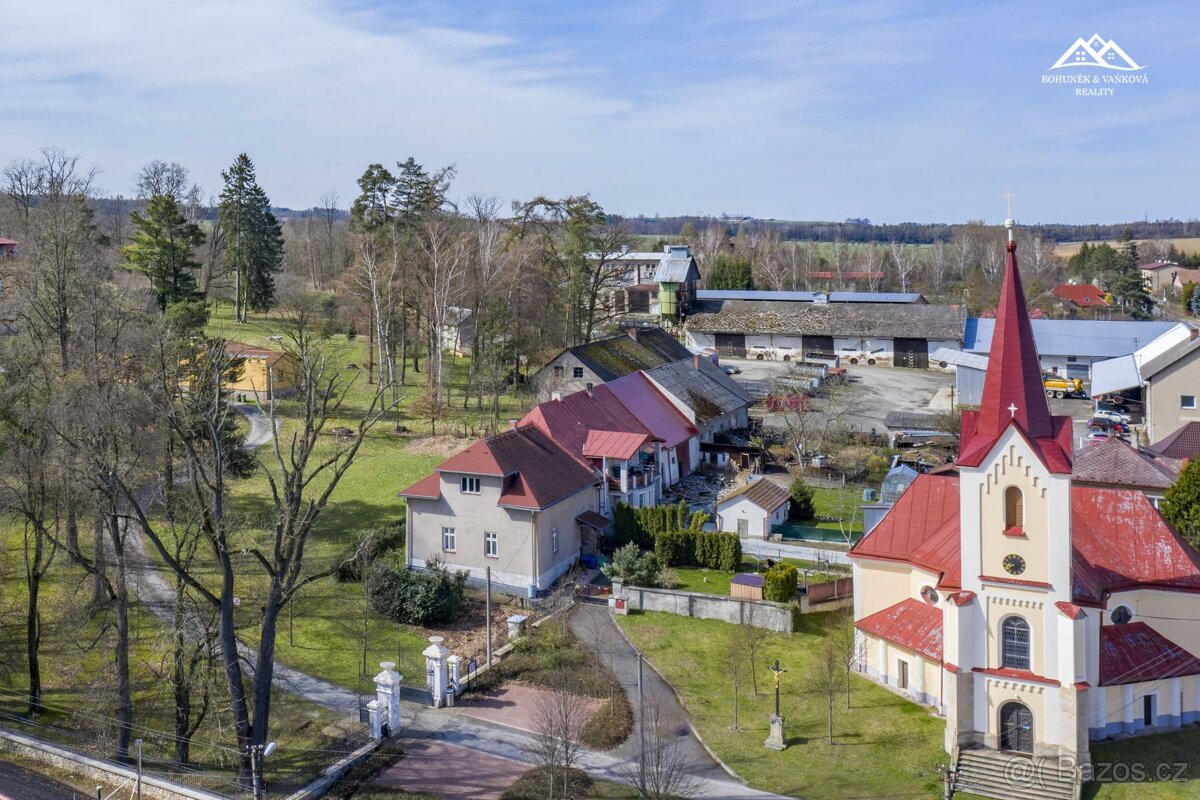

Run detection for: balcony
[[606, 463, 659, 493]]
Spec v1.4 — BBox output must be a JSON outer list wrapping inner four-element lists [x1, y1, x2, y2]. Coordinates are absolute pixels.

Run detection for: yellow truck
[[1043, 374, 1083, 399]]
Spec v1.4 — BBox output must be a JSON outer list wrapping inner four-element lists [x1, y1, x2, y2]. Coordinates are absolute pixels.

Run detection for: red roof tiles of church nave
[[854, 598, 943, 662]]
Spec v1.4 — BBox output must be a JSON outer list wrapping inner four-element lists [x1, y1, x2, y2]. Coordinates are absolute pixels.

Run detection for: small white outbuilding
[[715, 477, 791, 539]]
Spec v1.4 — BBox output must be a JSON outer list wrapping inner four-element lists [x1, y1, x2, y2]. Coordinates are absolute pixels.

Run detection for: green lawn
[[809, 486, 864, 535], [669, 557, 847, 595], [617, 611, 947, 799]]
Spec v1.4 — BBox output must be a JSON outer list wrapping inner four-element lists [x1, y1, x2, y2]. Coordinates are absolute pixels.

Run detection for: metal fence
[[772, 522, 861, 544]]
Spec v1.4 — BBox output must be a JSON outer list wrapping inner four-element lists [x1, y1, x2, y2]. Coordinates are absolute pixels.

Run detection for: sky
[[1, 0, 1198, 224]]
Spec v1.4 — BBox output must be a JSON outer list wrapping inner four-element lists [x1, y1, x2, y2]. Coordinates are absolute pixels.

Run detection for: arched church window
[[1004, 486, 1024, 531], [1001, 616, 1031, 670]]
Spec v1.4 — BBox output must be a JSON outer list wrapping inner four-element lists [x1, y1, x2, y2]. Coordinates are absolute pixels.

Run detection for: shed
[[730, 573, 765, 600], [715, 478, 791, 539]]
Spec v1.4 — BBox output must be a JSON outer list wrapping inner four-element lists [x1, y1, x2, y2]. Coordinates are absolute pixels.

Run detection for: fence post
[[367, 700, 384, 740], [423, 637, 449, 708], [375, 661, 402, 735]]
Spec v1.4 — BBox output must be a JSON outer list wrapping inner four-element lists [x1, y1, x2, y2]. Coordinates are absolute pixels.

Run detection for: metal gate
[[715, 333, 746, 357], [803, 335, 834, 359], [893, 338, 929, 369]]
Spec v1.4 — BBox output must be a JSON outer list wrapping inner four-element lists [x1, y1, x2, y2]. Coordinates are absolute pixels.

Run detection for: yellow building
[[851, 222, 1200, 800], [223, 341, 301, 400]]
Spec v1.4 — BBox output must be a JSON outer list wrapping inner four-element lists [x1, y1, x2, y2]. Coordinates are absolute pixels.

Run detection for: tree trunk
[[173, 584, 192, 765], [250, 586, 284, 750], [91, 508, 107, 609], [110, 511, 133, 761], [367, 304, 375, 385], [25, 565, 42, 716]]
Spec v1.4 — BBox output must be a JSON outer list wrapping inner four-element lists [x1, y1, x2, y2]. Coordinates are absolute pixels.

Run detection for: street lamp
[[249, 741, 278, 800]]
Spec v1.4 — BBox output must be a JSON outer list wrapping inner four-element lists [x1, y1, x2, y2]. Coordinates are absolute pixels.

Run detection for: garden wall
[[612, 582, 795, 632], [805, 577, 853, 604]]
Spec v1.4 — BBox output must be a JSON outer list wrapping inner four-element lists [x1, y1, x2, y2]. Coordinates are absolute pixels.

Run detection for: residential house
[[1148, 421, 1200, 462], [224, 341, 302, 400], [1051, 283, 1108, 313], [398, 425, 602, 596], [715, 477, 791, 539], [1071, 437, 1180, 506], [521, 380, 695, 513], [604, 371, 699, 484], [1090, 324, 1200, 442], [1141, 261, 1184, 300], [851, 224, 1200, 780], [0, 237, 17, 258], [532, 327, 691, 401], [634, 356, 753, 467]]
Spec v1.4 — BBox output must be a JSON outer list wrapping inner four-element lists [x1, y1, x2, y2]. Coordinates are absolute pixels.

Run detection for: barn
[[684, 295, 964, 368]]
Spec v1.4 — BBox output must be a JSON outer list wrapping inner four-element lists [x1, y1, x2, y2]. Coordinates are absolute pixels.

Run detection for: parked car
[[1086, 429, 1116, 444], [1093, 407, 1132, 425], [723, 364, 741, 375], [1088, 418, 1130, 436]]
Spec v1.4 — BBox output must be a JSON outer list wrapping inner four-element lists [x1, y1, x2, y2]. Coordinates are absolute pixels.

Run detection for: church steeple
[[958, 218, 1073, 472]]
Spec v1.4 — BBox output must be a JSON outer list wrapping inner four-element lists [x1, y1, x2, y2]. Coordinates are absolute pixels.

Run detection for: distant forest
[[616, 216, 1200, 245]]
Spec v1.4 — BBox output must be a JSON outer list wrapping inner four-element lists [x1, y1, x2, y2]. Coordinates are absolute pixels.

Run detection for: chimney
[[551, 391, 562, 402], [693, 353, 701, 370], [627, 327, 638, 342], [585, 383, 594, 396]]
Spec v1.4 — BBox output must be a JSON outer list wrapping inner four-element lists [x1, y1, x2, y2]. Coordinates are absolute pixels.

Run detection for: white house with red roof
[[398, 425, 604, 596], [851, 222, 1200, 795]]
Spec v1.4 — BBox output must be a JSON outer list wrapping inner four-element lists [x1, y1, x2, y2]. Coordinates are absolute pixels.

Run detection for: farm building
[[684, 297, 964, 367], [695, 289, 926, 305], [532, 327, 691, 401], [715, 476, 791, 539], [596, 244, 701, 323], [962, 317, 1177, 382]]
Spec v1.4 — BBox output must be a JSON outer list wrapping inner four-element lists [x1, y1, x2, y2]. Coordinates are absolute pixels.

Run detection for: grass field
[[1055, 237, 1200, 259], [617, 611, 947, 799], [669, 556, 846, 595]]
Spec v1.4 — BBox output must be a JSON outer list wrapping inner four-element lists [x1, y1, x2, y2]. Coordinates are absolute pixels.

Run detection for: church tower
[[943, 218, 1088, 763]]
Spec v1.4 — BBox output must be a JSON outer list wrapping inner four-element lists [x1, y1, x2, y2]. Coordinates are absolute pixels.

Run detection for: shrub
[[653, 530, 741, 571], [335, 522, 405, 583], [763, 563, 799, 602], [789, 478, 816, 521], [601, 543, 660, 587], [365, 558, 467, 626], [655, 566, 679, 589]]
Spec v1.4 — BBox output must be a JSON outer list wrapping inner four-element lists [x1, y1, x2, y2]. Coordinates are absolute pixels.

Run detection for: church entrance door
[[999, 702, 1034, 753]]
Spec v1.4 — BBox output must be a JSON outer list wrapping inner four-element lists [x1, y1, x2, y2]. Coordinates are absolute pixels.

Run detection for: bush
[[653, 530, 741, 571], [601, 543, 660, 587], [613, 500, 692, 548], [763, 563, 799, 602], [335, 522, 405, 583], [365, 558, 467, 626], [789, 478, 816, 521]]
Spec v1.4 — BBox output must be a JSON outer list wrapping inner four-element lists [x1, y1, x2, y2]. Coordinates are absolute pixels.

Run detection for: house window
[[1143, 694, 1156, 726], [1000, 616, 1031, 670], [553, 365, 564, 377], [1004, 486, 1023, 531], [896, 659, 909, 690], [484, 531, 498, 558], [1182, 395, 1197, 410], [573, 367, 584, 378], [441, 527, 456, 552], [551, 527, 560, 553], [461, 476, 481, 494]]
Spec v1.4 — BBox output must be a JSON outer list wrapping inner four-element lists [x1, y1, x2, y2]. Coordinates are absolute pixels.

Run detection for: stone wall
[[613, 582, 795, 632]]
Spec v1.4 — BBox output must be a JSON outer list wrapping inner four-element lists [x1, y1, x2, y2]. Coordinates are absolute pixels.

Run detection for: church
[[850, 221, 1200, 797]]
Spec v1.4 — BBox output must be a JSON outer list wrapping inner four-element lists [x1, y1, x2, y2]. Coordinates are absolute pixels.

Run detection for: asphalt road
[[234, 403, 277, 448], [0, 760, 79, 800]]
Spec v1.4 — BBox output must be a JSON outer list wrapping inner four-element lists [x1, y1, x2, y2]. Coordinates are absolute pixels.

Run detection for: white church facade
[[850, 224, 1200, 798]]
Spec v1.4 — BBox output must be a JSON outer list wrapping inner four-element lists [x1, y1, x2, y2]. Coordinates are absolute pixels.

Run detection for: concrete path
[[234, 403, 278, 448], [461, 684, 603, 735], [371, 740, 528, 800]]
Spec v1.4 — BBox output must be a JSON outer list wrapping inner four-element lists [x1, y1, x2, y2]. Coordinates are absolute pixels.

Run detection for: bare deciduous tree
[[528, 676, 590, 799], [622, 698, 702, 800], [805, 638, 844, 745]]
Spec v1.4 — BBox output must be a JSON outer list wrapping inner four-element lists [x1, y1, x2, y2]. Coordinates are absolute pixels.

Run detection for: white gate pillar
[[367, 700, 384, 740], [375, 661, 402, 734], [447, 655, 463, 695], [423, 636, 450, 708]]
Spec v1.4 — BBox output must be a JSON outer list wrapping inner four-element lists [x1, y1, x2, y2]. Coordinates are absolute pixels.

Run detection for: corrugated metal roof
[[830, 292, 925, 303], [605, 372, 697, 448], [1086, 323, 1198, 394], [1089, 354, 1140, 396], [522, 384, 655, 460], [1100, 623, 1200, 686], [964, 318, 1177, 359], [581, 430, 651, 460], [653, 250, 700, 284], [855, 598, 943, 661], [930, 346, 989, 370]]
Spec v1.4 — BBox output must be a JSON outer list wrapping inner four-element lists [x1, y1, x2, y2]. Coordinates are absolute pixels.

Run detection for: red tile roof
[[1100, 622, 1200, 685], [404, 425, 598, 510], [958, 239, 1072, 474], [855, 598, 943, 661], [851, 477, 1200, 604], [606, 372, 697, 449], [521, 384, 654, 466], [581, 430, 652, 460], [1052, 283, 1108, 307], [0, 238, 17, 246], [1148, 421, 1200, 461], [398, 473, 441, 500], [1071, 437, 1178, 491]]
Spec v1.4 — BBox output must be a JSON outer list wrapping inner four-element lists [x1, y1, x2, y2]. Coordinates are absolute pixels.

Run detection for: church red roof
[[850, 477, 1200, 604], [855, 598, 943, 661], [957, 236, 1072, 474], [1100, 623, 1200, 686]]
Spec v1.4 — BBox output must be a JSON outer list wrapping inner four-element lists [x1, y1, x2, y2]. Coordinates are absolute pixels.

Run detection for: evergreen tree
[[218, 154, 284, 322], [1189, 282, 1200, 316], [1108, 231, 1153, 319], [1162, 458, 1200, 548], [122, 194, 205, 312], [705, 253, 754, 290]]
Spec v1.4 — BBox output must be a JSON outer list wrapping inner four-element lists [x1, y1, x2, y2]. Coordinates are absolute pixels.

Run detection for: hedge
[[613, 500, 709, 548], [763, 563, 799, 602], [653, 529, 741, 571]]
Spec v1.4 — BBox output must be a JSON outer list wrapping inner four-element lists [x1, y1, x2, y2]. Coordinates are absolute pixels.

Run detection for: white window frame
[[484, 531, 498, 558], [460, 476, 481, 494], [1182, 395, 1197, 410], [441, 527, 456, 552], [551, 527, 560, 553]]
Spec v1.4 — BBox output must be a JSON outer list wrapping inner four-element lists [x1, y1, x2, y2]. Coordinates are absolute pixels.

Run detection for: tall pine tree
[[123, 194, 205, 312], [1109, 231, 1153, 319], [218, 154, 284, 322]]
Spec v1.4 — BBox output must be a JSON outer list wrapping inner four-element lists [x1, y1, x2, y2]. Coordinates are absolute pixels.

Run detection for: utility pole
[[135, 738, 143, 800], [637, 653, 646, 793], [485, 566, 493, 668]]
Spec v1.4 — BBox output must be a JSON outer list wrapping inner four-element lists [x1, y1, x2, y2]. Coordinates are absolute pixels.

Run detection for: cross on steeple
[[1004, 190, 1014, 218], [1008, 403, 1019, 418]]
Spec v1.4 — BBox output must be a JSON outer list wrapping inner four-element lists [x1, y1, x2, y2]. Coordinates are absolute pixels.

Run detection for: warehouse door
[[628, 290, 649, 313], [894, 338, 929, 369], [715, 333, 746, 357], [803, 335, 834, 360]]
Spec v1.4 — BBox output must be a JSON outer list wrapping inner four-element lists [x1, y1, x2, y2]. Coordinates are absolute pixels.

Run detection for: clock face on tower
[[1003, 554, 1027, 576]]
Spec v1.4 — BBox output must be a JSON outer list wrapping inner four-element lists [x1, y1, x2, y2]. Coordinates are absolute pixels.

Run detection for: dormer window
[[1004, 486, 1024, 533], [460, 476, 481, 494]]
